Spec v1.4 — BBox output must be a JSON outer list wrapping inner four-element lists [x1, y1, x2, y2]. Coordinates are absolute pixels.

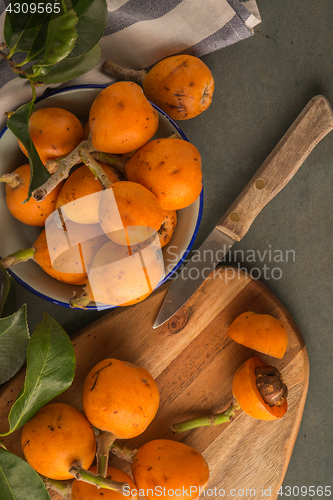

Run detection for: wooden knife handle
[[216, 95, 333, 241]]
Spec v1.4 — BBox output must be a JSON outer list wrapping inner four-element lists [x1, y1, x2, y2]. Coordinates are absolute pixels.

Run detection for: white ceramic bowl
[[0, 85, 203, 309]]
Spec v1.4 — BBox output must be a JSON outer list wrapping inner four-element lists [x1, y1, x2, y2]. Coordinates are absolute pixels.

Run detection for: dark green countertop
[[13, 0, 333, 492]]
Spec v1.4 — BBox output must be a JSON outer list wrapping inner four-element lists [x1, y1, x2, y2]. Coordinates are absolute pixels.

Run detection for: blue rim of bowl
[[0, 83, 204, 310]]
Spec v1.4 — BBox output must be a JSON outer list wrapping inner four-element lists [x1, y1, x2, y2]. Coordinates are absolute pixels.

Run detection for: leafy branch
[[2, 0, 108, 199]]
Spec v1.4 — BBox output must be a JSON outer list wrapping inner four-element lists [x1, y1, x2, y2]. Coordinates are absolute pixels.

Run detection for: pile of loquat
[[0, 54, 214, 308], [20, 311, 289, 500], [21, 358, 210, 500]]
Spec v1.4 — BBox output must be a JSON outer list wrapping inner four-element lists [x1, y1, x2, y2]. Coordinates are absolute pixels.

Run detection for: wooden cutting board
[[0, 266, 309, 500]]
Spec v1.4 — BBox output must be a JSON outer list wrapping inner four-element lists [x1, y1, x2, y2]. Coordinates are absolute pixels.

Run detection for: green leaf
[[7, 99, 50, 199], [4, 1, 78, 70], [0, 266, 16, 319], [37, 42, 101, 84], [4, 3, 50, 55], [0, 269, 4, 315], [22, 16, 54, 64], [0, 314, 75, 436], [69, 0, 108, 58], [0, 448, 51, 500], [31, 6, 79, 73], [0, 265, 14, 317], [5, 0, 105, 71], [0, 305, 30, 385]]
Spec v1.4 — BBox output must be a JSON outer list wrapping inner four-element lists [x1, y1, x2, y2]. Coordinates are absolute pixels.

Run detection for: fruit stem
[[43, 477, 72, 499], [0, 172, 21, 188], [170, 401, 241, 433], [69, 461, 129, 494], [70, 282, 94, 309], [91, 151, 127, 176], [0, 247, 36, 269], [44, 154, 83, 175], [169, 132, 183, 140], [96, 431, 116, 478], [102, 60, 147, 85], [110, 442, 137, 463], [31, 138, 96, 202], [79, 149, 113, 190], [0, 46, 33, 79]]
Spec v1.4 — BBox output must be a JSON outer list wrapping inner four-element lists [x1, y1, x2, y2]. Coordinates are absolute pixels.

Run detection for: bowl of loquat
[[0, 84, 203, 310]]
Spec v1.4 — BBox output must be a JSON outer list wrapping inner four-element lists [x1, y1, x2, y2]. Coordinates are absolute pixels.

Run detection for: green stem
[[0, 49, 32, 80], [101, 60, 147, 85], [61, 0, 68, 14], [30, 79, 37, 101], [91, 151, 127, 176], [170, 402, 241, 433], [43, 478, 73, 499], [0, 247, 36, 269], [69, 462, 129, 493], [79, 149, 113, 190], [96, 431, 116, 478], [109, 442, 137, 463]]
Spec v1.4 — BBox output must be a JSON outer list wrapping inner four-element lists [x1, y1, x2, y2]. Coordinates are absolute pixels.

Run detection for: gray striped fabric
[[0, 0, 260, 129], [101, 0, 261, 68]]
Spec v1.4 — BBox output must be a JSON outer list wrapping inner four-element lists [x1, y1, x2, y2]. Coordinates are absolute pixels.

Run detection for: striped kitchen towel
[[101, 0, 261, 69], [0, 0, 260, 129]]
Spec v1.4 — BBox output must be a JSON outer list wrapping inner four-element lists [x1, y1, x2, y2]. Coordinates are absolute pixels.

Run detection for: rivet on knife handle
[[216, 95, 333, 242]]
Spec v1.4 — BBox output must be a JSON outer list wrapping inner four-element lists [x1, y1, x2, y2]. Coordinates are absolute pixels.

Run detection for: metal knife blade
[[153, 95, 333, 329], [154, 228, 235, 328]]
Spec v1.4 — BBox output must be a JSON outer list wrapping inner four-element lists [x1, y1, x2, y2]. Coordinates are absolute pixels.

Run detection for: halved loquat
[[227, 311, 288, 359], [232, 356, 288, 421]]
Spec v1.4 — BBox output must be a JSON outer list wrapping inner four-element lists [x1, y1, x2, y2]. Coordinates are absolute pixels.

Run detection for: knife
[[153, 95, 333, 328]]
